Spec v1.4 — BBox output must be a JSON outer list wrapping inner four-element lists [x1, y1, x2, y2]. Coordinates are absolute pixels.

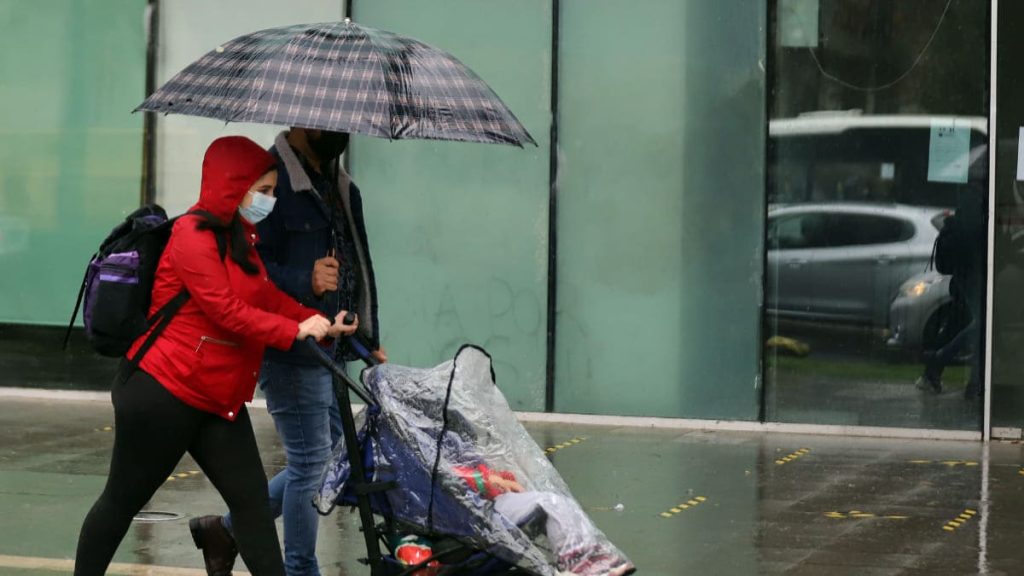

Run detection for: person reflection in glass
[[915, 189, 985, 399]]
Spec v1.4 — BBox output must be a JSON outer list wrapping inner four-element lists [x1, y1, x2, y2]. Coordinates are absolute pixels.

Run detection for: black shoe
[[189, 515, 238, 576], [915, 375, 942, 394]]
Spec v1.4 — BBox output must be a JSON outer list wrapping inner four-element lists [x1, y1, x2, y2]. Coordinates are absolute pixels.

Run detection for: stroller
[[305, 340, 634, 576]]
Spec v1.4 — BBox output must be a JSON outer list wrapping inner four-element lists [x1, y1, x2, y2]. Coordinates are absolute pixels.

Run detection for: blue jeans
[[225, 361, 342, 576]]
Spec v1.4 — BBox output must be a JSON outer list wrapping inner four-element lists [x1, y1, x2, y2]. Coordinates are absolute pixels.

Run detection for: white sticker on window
[[1016, 127, 1024, 181], [779, 0, 819, 48], [928, 118, 970, 184], [880, 163, 895, 181]]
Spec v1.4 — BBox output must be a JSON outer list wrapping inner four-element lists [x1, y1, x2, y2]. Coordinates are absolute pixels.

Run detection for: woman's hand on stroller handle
[[296, 314, 331, 341], [328, 310, 359, 338]]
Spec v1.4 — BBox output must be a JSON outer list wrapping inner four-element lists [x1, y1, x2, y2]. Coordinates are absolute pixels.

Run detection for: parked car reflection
[[766, 203, 947, 335], [887, 270, 956, 354]]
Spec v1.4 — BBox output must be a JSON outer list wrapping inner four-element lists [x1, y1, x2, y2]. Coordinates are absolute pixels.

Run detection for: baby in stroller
[[316, 345, 635, 576], [448, 433, 634, 576]]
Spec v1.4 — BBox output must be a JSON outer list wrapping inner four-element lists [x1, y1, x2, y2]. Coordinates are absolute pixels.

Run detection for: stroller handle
[[303, 336, 377, 407], [341, 311, 380, 367]]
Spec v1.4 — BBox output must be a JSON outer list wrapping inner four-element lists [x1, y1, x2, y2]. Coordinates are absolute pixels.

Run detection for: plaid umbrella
[[136, 19, 536, 147]]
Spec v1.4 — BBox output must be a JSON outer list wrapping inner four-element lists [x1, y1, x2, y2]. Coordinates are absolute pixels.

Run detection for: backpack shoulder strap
[[124, 211, 224, 366], [126, 290, 191, 368], [62, 254, 98, 350], [124, 212, 209, 366]]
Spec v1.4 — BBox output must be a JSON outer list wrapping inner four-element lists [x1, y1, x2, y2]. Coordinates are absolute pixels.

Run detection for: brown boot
[[189, 515, 238, 576]]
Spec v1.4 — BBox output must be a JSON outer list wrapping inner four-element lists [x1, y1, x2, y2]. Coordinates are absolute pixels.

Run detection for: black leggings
[[74, 369, 284, 576]]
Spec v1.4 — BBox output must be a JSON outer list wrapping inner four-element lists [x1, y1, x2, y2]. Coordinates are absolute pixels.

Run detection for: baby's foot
[[565, 548, 635, 576]]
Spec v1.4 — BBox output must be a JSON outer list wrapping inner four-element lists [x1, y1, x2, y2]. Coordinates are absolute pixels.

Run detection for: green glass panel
[[555, 1, 766, 419], [0, 0, 146, 324], [350, 1, 551, 410]]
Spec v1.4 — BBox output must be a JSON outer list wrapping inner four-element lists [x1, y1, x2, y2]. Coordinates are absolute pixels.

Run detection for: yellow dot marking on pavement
[[824, 510, 908, 521], [95, 426, 114, 432], [166, 470, 202, 482], [943, 509, 977, 532], [544, 437, 588, 457], [659, 496, 708, 519], [911, 460, 979, 468], [775, 448, 811, 466]]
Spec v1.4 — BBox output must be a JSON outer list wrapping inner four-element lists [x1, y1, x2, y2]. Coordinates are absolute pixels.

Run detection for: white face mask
[[239, 191, 277, 224]]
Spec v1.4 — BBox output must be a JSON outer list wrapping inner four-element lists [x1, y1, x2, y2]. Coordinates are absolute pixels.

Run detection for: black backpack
[[64, 205, 190, 360], [933, 212, 979, 276]]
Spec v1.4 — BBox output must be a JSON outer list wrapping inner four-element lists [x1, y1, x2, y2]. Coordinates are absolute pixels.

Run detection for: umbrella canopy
[[136, 19, 536, 147]]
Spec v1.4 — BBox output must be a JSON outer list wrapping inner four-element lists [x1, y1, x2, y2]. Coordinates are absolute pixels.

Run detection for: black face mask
[[310, 132, 349, 161]]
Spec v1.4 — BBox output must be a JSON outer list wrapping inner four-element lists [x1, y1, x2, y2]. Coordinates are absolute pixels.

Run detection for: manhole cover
[[132, 510, 183, 523]]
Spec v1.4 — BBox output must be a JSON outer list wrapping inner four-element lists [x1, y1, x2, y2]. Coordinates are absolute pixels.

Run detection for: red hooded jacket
[[128, 136, 321, 420]]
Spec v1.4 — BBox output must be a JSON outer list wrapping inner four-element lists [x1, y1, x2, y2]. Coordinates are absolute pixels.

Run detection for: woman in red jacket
[[74, 136, 355, 576]]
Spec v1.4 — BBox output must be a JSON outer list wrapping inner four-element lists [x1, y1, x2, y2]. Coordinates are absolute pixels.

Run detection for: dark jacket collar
[[274, 131, 352, 196]]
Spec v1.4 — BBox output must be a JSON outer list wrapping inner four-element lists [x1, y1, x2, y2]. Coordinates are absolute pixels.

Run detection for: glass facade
[[4, 0, 1018, 436], [992, 2, 1024, 432], [350, 0, 552, 411], [765, 0, 989, 431], [556, 0, 766, 418], [0, 0, 146, 325]]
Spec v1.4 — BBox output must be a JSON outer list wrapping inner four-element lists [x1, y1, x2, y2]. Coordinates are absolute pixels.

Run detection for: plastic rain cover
[[316, 345, 632, 575]]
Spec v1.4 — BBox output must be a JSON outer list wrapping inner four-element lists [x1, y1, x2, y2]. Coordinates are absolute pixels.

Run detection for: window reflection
[[766, 0, 987, 430]]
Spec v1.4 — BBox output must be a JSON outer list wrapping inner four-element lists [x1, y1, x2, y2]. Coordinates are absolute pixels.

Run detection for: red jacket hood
[[196, 136, 276, 222]]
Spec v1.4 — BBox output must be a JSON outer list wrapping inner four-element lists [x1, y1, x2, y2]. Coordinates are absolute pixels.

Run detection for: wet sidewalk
[[1, 392, 1022, 575]]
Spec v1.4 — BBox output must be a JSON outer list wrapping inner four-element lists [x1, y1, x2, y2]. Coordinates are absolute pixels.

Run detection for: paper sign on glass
[[928, 118, 970, 184], [1016, 127, 1024, 181], [780, 0, 819, 48]]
